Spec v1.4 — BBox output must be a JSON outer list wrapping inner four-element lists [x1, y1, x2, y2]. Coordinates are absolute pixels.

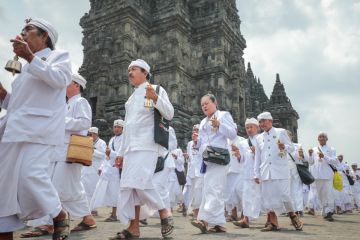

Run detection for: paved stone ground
[[14, 208, 360, 240]]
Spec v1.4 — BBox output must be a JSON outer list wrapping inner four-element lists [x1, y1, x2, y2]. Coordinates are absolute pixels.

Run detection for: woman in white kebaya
[[191, 94, 237, 233]]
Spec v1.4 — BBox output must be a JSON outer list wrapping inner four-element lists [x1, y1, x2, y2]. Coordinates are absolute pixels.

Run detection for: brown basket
[[66, 134, 93, 166]]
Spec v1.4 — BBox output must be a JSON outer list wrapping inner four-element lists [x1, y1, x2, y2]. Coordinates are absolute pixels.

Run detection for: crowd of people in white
[[0, 18, 359, 240]]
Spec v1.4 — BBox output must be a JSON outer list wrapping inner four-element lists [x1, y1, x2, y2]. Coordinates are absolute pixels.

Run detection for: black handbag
[[154, 85, 170, 149], [154, 153, 169, 173], [175, 169, 187, 185], [202, 146, 230, 165], [289, 153, 315, 185]]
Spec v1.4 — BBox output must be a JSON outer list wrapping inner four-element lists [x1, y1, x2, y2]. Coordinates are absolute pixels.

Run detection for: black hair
[[140, 68, 151, 80], [35, 26, 54, 50], [73, 81, 84, 93], [203, 93, 217, 103]]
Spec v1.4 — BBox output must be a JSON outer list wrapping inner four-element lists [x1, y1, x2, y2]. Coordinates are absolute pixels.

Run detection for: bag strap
[[317, 146, 337, 172], [248, 138, 253, 147], [288, 152, 296, 162]]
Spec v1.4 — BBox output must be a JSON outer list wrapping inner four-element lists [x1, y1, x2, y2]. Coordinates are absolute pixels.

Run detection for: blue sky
[[1, 0, 359, 165]]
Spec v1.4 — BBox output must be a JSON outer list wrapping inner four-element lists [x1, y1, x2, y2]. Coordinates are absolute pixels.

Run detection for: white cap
[[192, 124, 200, 130], [318, 131, 328, 138], [245, 118, 259, 126], [25, 18, 58, 47], [257, 111, 273, 121], [88, 127, 99, 134], [72, 73, 87, 89], [113, 119, 124, 127], [128, 59, 151, 76]]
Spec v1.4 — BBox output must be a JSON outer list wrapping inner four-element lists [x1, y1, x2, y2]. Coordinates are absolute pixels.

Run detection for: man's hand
[[210, 116, 220, 128], [254, 178, 260, 184], [115, 156, 123, 169], [318, 152, 324, 158], [183, 152, 189, 160], [97, 169, 102, 176], [145, 84, 158, 103], [277, 141, 285, 151], [105, 147, 111, 157], [172, 153, 178, 160], [250, 146, 256, 154], [10, 36, 34, 63], [0, 83, 7, 101]]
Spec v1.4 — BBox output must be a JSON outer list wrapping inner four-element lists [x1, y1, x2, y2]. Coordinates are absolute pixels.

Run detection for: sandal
[[191, 219, 208, 233], [109, 229, 140, 240], [208, 225, 226, 233], [20, 226, 53, 238], [261, 223, 280, 232], [53, 211, 70, 240], [290, 215, 303, 231], [71, 221, 97, 232], [161, 217, 174, 237], [105, 215, 118, 222], [139, 219, 148, 226], [226, 215, 238, 222], [233, 220, 249, 228]]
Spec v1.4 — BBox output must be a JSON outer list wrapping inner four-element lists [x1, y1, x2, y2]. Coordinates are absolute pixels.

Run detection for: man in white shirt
[[22, 73, 96, 236], [287, 130, 309, 217], [81, 127, 106, 216], [254, 112, 303, 231], [0, 18, 71, 240], [112, 59, 174, 239], [233, 118, 261, 228], [90, 119, 124, 221], [308, 132, 337, 221]]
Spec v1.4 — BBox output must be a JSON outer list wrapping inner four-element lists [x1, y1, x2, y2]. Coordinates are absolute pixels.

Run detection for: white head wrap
[[318, 131, 328, 139], [72, 73, 87, 89], [245, 118, 259, 126], [88, 127, 99, 134], [25, 18, 58, 47], [113, 119, 124, 127], [128, 59, 151, 76], [192, 124, 200, 131], [257, 112, 273, 121]]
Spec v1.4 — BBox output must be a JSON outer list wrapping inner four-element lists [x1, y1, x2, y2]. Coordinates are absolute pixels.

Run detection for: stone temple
[[79, 0, 299, 146]]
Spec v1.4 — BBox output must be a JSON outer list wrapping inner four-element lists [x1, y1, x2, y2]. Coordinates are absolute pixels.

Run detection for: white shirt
[[254, 127, 294, 180], [240, 135, 258, 180], [65, 94, 92, 143], [0, 48, 71, 145], [172, 148, 185, 172], [118, 81, 174, 156], [228, 136, 245, 173], [197, 110, 237, 155], [186, 140, 201, 178], [83, 137, 106, 175], [308, 144, 337, 180]]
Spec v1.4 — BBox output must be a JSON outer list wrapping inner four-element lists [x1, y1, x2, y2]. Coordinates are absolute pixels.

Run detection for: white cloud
[[237, 0, 360, 165]]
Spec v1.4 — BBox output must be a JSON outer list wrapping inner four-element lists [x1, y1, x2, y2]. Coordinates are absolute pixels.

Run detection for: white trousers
[[242, 179, 261, 219], [224, 172, 242, 211], [314, 179, 334, 215], [197, 163, 228, 227], [0, 142, 61, 232], [261, 179, 294, 215], [117, 151, 165, 225], [289, 167, 304, 212]]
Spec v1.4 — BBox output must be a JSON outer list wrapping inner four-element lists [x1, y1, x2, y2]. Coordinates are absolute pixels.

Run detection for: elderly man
[[308, 132, 337, 221], [254, 112, 303, 231], [90, 119, 124, 222], [22, 73, 96, 237], [112, 59, 174, 239], [0, 18, 71, 240], [233, 118, 261, 228]]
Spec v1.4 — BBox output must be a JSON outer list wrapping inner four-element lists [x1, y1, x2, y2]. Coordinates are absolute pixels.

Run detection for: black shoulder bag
[[154, 85, 170, 149], [289, 153, 315, 185], [154, 152, 169, 173]]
